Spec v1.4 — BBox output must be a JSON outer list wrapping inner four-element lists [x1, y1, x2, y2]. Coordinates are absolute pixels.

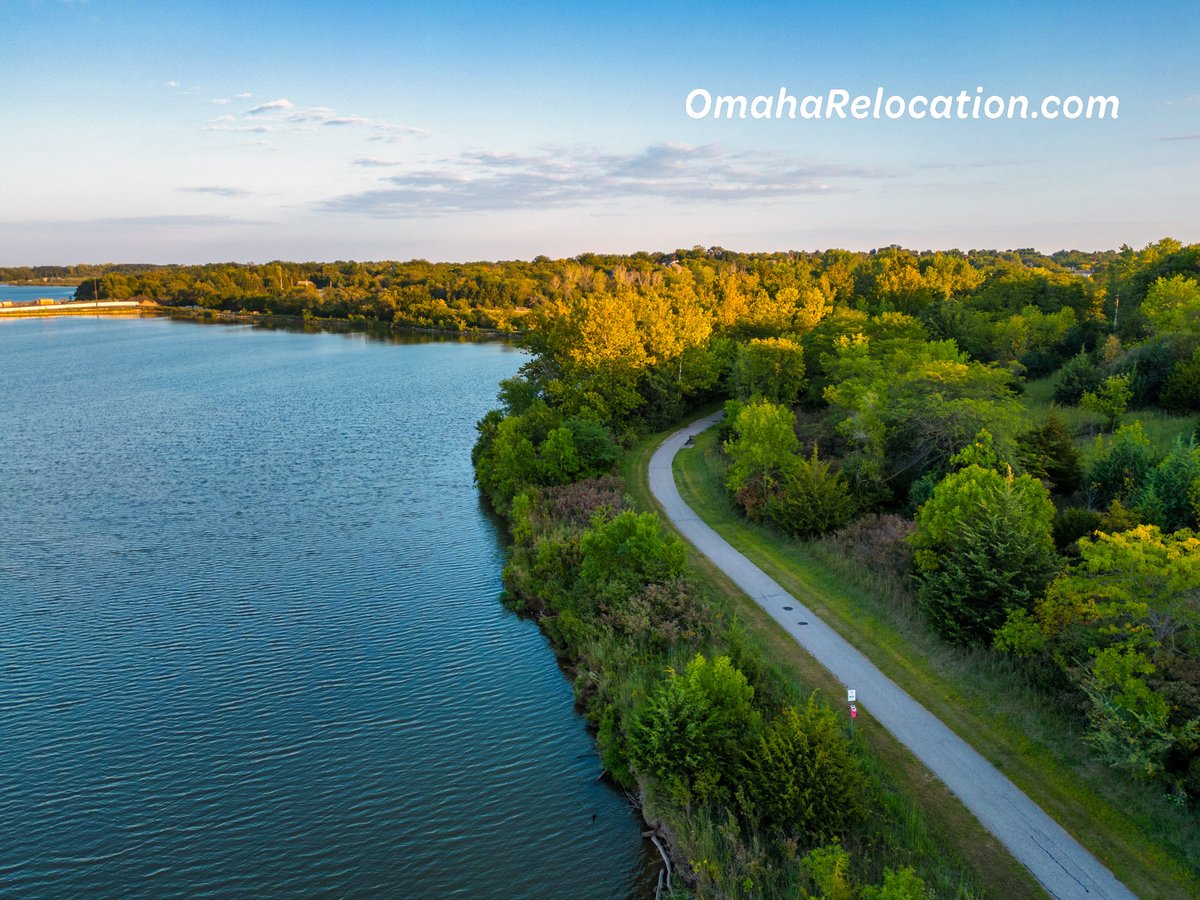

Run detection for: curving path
[[648, 412, 1135, 900]]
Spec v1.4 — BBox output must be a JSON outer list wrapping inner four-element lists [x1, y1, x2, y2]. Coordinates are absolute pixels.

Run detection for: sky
[[0, 0, 1197, 263]]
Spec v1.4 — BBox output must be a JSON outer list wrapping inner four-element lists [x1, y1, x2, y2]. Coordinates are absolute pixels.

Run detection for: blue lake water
[[0, 284, 77, 302], [0, 316, 653, 897]]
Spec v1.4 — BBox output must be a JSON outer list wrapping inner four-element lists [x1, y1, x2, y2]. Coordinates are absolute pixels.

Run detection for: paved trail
[[648, 412, 1135, 900]]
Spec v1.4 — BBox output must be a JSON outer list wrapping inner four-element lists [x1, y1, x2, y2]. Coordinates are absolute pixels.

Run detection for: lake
[[0, 284, 77, 303], [0, 316, 653, 897]]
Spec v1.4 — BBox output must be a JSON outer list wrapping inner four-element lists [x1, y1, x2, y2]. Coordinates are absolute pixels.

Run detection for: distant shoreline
[[0, 301, 517, 340], [0, 300, 147, 318]]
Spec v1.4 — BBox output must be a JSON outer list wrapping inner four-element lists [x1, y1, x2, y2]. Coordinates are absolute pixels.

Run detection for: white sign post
[[847, 689, 857, 736], [847, 689, 856, 703]]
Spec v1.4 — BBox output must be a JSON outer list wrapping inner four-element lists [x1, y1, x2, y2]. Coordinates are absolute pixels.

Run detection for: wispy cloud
[[208, 97, 424, 143], [234, 92, 253, 99], [246, 98, 295, 116], [74, 214, 267, 228], [1160, 133, 1200, 142], [178, 186, 255, 198], [165, 80, 179, 88], [212, 98, 231, 105], [918, 158, 1032, 171], [319, 143, 880, 217], [351, 156, 403, 168]]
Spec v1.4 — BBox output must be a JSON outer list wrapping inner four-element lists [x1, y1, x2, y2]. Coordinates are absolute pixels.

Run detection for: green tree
[[1052, 350, 1101, 405], [1138, 438, 1200, 532], [762, 449, 855, 538], [731, 337, 807, 405], [1016, 411, 1083, 494], [1141, 274, 1200, 334], [628, 654, 759, 806], [578, 510, 687, 593], [724, 399, 800, 516], [823, 335, 1020, 505], [1081, 373, 1132, 432], [740, 699, 865, 840], [997, 526, 1200, 783], [1087, 422, 1154, 508], [911, 465, 1058, 645]]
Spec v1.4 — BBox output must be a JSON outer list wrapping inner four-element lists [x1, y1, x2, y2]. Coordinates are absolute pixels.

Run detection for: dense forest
[[15, 245, 1115, 334], [461, 238, 1200, 896]]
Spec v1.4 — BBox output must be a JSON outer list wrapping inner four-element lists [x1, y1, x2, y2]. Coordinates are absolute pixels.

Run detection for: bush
[[762, 449, 855, 538], [628, 654, 759, 806], [578, 510, 687, 595], [827, 514, 916, 581], [1052, 349, 1101, 405], [599, 576, 716, 649], [911, 465, 1058, 646], [540, 475, 625, 527], [1086, 422, 1154, 507], [1052, 506, 1101, 552], [740, 699, 866, 841]]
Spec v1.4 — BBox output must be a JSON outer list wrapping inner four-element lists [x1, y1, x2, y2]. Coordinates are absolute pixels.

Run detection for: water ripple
[[0, 318, 654, 899]]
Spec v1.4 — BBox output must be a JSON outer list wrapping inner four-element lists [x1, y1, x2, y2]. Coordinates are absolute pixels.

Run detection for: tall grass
[[1022, 375, 1197, 458]]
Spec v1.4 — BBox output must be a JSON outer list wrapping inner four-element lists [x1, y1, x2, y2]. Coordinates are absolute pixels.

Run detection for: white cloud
[[320, 143, 881, 217], [212, 98, 231, 105], [178, 186, 256, 198], [166, 80, 179, 88], [212, 97, 425, 144], [246, 98, 296, 115], [351, 157, 402, 168]]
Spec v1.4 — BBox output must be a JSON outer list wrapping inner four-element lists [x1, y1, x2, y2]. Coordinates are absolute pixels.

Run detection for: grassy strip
[[623, 415, 1044, 898], [1022, 375, 1196, 458], [644, 419, 1200, 899]]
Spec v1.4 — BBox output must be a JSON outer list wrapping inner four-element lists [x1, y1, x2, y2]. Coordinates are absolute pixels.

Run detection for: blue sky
[[1, 0, 1197, 263]]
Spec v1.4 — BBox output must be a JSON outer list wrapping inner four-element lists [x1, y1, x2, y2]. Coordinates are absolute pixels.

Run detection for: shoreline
[[0, 301, 524, 342], [159, 305, 521, 341]]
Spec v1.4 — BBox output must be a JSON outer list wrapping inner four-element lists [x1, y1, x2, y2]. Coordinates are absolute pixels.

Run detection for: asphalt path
[[648, 411, 1135, 899]]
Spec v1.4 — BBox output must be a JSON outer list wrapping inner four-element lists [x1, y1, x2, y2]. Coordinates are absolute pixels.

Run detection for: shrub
[[1052, 506, 1101, 552], [540, 475, 625, 527], [911, 465, 1058, 645], [600, 576, 715, 649], [1052, 349, 1101, 405], [739, 699, 866, 841], [827, 514, 916, 580], [578, 510, 687, 595], [628, 654, 759, 806], [1086, 422, 1154, 507], [762, 449, 855, 538]]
